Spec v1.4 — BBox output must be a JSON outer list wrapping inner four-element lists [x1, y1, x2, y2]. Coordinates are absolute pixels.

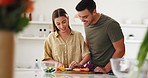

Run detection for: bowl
[[111, 58, 148, 78], [110, 58, 130, 78], [41, 61, 58, 74]]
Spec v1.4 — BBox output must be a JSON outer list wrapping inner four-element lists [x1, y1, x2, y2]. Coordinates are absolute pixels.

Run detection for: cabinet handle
[[128, 34, 135, 40]]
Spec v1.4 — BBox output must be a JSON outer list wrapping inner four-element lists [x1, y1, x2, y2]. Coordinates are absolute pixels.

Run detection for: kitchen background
[[14, 0, 148, 69]]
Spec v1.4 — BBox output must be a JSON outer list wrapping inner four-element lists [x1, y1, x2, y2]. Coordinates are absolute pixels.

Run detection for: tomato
[[0, 0, 16, 6]]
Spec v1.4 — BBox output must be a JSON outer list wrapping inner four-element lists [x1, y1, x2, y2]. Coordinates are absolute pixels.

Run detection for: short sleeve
[[107, 21, 124, 42]]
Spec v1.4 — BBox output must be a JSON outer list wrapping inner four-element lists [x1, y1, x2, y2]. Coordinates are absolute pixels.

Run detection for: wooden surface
[[0, 31, 14, 78], [56, 71, 95, 74]]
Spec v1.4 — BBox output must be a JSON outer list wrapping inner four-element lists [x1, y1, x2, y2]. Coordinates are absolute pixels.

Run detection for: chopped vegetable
[[85, 64, 94, 71], [79, 64, 94, 71], [80, 68, 89, 72], [44, 67, 56, 73], [73, 68, 81, 72], [57, 66, 66, 71], [73, 68, 89, 72], [79, 65, 85, 68]]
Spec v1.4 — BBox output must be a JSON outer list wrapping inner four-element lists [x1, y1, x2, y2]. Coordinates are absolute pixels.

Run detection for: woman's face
[[54, 16, 69, 33]]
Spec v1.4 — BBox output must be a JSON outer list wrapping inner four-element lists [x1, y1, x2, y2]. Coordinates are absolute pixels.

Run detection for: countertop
[[14, 69, 117, 78]]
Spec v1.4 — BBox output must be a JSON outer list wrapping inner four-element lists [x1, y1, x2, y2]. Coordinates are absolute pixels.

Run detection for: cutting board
[[56, 71, 94, 74]]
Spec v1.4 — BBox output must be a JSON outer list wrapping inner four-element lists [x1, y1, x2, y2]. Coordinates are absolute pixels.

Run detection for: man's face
[[77, 9, 94, 26]]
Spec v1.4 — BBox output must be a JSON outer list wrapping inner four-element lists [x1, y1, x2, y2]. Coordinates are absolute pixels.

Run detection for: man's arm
[[94, 38, 125, 73], [104, 38, 125, 72]]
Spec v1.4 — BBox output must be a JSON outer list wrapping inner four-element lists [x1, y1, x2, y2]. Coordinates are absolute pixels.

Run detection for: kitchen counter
[[14, 69, 117, 78]]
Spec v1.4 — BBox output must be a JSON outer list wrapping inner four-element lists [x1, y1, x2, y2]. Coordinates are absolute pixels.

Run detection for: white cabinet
[[19, 22, 148, 42], [17, 21, 52, 40], [17, 21, 85, 39], [121, 24, 148, 59], [122, 24, 147, 41]]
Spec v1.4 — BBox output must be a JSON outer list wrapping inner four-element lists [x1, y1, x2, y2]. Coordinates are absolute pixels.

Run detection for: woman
[[43, 8, 90, 68]]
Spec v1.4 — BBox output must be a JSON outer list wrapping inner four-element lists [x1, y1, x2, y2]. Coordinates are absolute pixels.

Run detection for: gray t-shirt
[[85, 14, 124, 67]]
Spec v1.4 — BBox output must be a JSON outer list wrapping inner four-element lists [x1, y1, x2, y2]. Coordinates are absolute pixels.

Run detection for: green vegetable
[[44, 67, 55, 73], [137, 30, 148, 69]]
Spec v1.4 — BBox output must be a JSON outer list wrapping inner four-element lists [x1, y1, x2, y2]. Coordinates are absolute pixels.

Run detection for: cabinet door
[[122, 27, 147, 40], [122, 26, 147, 59], [124, 43, 141, 59]]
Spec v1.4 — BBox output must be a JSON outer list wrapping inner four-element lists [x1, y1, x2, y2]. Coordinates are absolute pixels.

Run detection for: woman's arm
[[79, 53, 90, 65]]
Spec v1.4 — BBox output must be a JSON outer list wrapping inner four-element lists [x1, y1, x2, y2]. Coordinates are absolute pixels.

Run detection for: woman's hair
[[52, 8, 70, 32], [75, 0, 96, 13]]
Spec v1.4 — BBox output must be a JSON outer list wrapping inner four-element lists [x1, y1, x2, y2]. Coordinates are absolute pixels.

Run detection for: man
[[75, 0, 125, 74]]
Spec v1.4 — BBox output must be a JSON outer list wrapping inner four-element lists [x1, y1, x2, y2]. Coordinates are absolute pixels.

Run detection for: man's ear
[[92, 9, 97, 15]]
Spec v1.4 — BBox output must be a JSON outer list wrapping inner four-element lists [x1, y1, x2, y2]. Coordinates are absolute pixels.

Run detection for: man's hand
[[94, 66, 107, 74]]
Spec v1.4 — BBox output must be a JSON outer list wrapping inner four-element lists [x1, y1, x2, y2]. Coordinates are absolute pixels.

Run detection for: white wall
[[32, 0, 148, 24], [14, 0, 148, 68]]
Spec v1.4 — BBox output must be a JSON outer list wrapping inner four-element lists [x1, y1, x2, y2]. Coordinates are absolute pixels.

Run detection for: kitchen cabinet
[[17, 21, 84, 40], [121, 24, 147, 41], [17, 21, 52, 40], [18, 22, 148, 41], [121, 24, 148, 59]]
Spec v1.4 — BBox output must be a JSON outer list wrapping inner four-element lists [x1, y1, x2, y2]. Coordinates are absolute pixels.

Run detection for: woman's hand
[[69, 61, 81, 68]]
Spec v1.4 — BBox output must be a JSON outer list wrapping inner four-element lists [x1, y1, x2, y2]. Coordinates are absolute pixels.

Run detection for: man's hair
[[75, 0, 96, 13]]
